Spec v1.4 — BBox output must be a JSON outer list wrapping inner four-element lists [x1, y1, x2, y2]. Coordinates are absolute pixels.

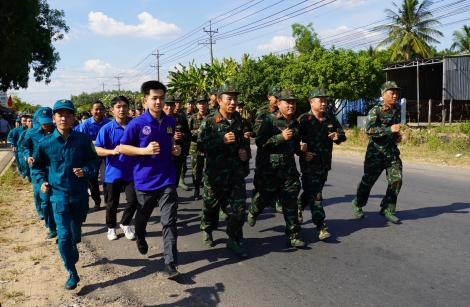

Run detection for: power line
[[113, 75, 123, 95], [150, 50, 165, 81], [199, 21, 218, 64]]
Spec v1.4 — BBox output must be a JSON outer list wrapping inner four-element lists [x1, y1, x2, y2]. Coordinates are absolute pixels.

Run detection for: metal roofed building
[[383, 55, 470, 124]]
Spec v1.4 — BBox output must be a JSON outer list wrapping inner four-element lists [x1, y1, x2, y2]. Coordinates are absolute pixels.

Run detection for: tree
[[373, 0, 443, 61], [10, 93, 42, 113], [0, 0, 69, 91], [232, 53, 294, 115], [450, 25, 470, 54], [291, 23, 322, 54]]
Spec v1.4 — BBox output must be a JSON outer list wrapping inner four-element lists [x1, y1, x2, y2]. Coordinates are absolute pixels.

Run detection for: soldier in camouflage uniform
[[189, 95, 208, 200], [172, 93, 190, 189], [185, 98, 195, 119], [163, 94, 191, 192], [198, 83, 249, 257], [248, 89, 306, 248], [351, 81, 403, 223], [208, 87, 219, 115], [235, 102, 254, 173], [174, 94, 184, 115], [298, 87, 346, 240], [252, 86, 283, 213], [135, 102, 143, 117]]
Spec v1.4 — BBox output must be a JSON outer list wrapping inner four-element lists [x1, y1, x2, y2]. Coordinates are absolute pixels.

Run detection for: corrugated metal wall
[[444, 57, 470, 100]]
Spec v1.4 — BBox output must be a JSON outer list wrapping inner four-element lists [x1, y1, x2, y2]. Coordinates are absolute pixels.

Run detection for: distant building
[[383, 55, 470, 123], [0, 91, 7, 108]]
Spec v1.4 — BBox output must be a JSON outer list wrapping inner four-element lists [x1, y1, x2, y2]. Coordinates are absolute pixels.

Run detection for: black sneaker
[[93, 203, 101, 212], [162, 263, 181, 280], [136, 238, 148, 255]]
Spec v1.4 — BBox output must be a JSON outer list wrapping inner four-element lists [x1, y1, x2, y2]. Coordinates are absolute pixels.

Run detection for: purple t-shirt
[[120, 111, 176, 191]]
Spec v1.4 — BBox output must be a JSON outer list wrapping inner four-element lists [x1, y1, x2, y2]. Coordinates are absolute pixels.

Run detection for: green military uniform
[[238, 102, 254, 174], [188, 97, 207, 200], [248, 89, 304, 247], [252, 86, 283, 213], [208, 87, 219, 115], [185, 98, 195, 120], [198, 83, 249, 257], [135, 102, 143, 116], [298, 87, 346, 239], [352, 81, 403, 223], [166, 95, 191, 190]]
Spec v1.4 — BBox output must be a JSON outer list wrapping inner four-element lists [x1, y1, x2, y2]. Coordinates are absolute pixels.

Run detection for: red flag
[[7, 95, 12, 107]]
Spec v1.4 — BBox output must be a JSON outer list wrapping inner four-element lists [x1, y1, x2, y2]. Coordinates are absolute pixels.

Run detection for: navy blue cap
[[53, 99, 75, 113]]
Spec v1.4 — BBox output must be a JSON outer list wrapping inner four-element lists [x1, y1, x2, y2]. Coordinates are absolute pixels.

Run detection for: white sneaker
[[107, 228, 117, 241], [120, 224, 136, 240]]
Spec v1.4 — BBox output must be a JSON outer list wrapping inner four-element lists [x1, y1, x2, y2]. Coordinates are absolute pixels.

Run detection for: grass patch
[[0, 236, 12, 243], [0, 166, 31, 204], [11, 244, 30, 253], [2, 290, 23, 298], [29, 254, 46, 261]]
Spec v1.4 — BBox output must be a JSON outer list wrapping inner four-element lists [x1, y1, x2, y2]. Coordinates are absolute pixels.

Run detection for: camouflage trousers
[[249, 173, 301, 237], [298, 170, 328, 228], [353, 158, 403, 213], [173, 155, 188, 182], [191, 154, 205, 188], [200, 177, 246, 240]]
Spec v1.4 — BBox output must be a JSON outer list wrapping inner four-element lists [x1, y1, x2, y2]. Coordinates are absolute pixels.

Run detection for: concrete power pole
[[114, 75, 123, 95], [200, 20, 218, 64], [151, 50, 164, 81]]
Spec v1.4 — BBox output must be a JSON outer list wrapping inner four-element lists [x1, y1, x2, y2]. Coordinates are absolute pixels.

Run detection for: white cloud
[[83, 60, 119, 76], [256, 36, 295, 52], [88, 11, 182, 38]]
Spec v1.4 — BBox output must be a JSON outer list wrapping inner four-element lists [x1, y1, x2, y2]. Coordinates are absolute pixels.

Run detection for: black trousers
[[135, 185, 178, 264], [89, 159, 107, 205], [105, 180, 138, 228]]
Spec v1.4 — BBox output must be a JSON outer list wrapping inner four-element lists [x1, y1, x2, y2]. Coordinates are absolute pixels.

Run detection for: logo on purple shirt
[[142, 126, 151, 135]]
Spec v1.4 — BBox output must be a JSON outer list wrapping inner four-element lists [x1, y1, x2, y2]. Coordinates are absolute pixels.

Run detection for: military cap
[[174, 93, 182, 101], [268, 85, 282, 97], [237, 101, 245, 107], [196, 94, 208, 102], [218, 83, 240, 96], [278, 89, 298, 101], [135, 103, 143, 110], [308, 87, 329, 99], [53, 99, 75, 113], [165, 94, 176, 103], [209, 87, 218, 95], [186, 97, 195, 103], [37, 107, 53, 124], [381, 81, 401, 93], [15, 118, 20, 123]]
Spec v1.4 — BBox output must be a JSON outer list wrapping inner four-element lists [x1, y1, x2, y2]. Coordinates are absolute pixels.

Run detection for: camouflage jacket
[[172, 113, 191, 156], [255, 110, 301, 178], [189, 112, 207, 155], [253, 103, 278, 137], [298, 110, 346, 172], [241, 117, 254, 160], [185, 110, 194, 121], [197, 110, 248, 184], [365, 101, 401, 161], [208, 104, 219, 115]]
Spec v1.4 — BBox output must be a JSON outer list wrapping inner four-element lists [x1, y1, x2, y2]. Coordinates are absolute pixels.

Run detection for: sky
[[11, 0, 470, 108]]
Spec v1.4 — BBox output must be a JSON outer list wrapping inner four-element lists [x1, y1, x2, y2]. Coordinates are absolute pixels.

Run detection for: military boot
[[193, 188, 200, 200], [379, 209, 400, 224], [275, 200, 283, 213], [178, 177, 189, 191], [64, 269, 80, 290], [352, 199, 364, 218], [219, 208, 228, 221], [298, 203, 304, 224], [287, 235, 305, 248], [317, 225, 331, 241], [227, 238, 248, 257], [247, 212, 256, 227], [202, 231, 214, 247]]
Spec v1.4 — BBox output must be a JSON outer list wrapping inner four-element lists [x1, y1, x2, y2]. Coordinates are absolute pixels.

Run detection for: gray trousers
[[135, 185, 178, 264]]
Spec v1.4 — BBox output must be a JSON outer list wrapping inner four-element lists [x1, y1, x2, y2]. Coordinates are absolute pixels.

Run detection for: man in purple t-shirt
[[120, 80, 182, 280]]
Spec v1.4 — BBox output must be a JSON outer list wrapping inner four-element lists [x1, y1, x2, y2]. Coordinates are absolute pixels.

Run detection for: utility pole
[[151, 50, 164, 81], [114, 75, 123, 95], [199, 20, 218, 64], [101, 82, 106, 93]]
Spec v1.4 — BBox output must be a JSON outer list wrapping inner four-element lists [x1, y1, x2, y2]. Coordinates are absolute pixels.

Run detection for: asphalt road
[[78, 147, 470, 307]]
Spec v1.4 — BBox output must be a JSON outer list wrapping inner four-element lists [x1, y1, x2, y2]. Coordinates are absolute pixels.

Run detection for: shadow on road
[[142, 282, 225, 307], [399, 202, 470, 221]]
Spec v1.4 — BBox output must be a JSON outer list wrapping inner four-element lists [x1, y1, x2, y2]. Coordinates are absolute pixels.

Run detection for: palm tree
[[450, 25, 470, 54], [373, 0, 443, 61]]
